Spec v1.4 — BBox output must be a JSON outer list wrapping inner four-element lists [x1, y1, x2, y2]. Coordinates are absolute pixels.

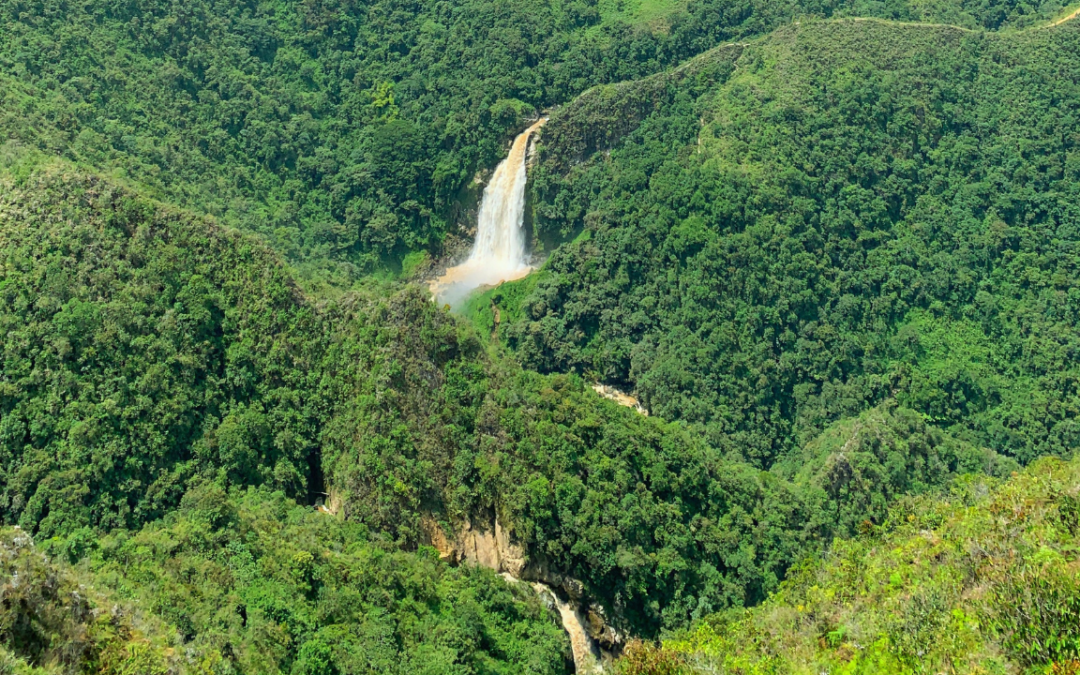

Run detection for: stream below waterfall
[[501, 574, 605, 673]]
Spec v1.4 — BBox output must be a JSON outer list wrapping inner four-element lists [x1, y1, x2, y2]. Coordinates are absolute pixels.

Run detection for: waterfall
[[452, 513, 613, 673], [501, 574, 605, 674], [431, 118, 545, 306]]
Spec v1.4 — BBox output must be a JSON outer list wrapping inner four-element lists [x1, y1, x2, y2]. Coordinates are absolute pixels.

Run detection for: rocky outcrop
[[585, 605, 621, 653], [420, 515, 458, 562], [421, 512, 621, 673], [459, 515, 529, 576], [592, 384, 648, 415]]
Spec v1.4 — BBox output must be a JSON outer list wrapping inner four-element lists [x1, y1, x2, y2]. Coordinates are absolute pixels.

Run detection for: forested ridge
[[0, 0, 1071, 287], [1, 0, 1080, 672], [0, 146, 1027, 671], [494, 17, 1080, 469], [628, 456, 1080, 673]]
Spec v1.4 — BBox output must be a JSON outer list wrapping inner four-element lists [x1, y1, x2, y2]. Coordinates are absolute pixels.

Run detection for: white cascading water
[[431, 118, 546, 307]]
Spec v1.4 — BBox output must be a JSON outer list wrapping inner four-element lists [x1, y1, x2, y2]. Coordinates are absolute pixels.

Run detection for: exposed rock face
[[525, 121, 544, 169], [420, 515, 459, 562], [458, 515, 529, 577], [591, 384, 648, 415], [586, 606, 621, 652], [421, 512, 621, 673]]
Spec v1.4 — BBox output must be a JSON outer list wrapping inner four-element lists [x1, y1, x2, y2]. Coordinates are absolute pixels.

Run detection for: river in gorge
[[450, 515, 610, 673]]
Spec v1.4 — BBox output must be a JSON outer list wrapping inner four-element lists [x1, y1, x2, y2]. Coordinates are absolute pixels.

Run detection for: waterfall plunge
[[431, 118, 545, 307]]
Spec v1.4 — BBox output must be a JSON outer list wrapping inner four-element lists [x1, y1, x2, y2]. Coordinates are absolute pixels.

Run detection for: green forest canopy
[[2, 1, 1080, 673], [631, 455, 1080, 673], [492, 17, 1080, 470], [0, 487, 572, 675], [0, 152, 1016, 645], [0, 0, 1072, 286]]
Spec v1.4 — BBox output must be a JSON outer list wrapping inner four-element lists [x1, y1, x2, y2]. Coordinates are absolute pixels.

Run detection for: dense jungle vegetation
[[0, 0, 1071, 287], [493, 18, 1080, 470], [0, 488, 572, 675], [2, 0, 1080, 672], [2, 156, 1018, 663], [626, 456, 1080, 673]]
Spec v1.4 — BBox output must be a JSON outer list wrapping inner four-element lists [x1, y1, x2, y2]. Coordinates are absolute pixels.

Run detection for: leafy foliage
[[0, 487, 573, 675], [76, 484, 572, 675], [655, 456, 1080, 673], [0, 0, 1066, 284], [503, 18, 1080, 469], [0, 527, 180, 675], [0, 161, 324, 534], [3, 3, 1079, 663], [0, 157, 1014, 640]]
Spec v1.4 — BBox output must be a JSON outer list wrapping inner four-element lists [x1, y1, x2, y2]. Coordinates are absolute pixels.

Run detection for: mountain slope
[[3, 5, 1080, 668], [645, 455, 1080, 673], [1, 0, 1070, 285], [0, 157, 323, 533], [0, 527, 180, 675], [0, 491, 574, 675], [0, 153, 1020, 643], [494, 17, 1080, 469]]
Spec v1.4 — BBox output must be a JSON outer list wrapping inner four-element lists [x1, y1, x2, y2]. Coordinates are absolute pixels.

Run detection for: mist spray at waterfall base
[[431, 118, 545, 307]]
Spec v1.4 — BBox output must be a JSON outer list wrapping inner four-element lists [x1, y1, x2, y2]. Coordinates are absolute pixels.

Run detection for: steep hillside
[[0, 157, 323, 534], [492, 17, 1080, 469], [0, 492, 573, 675], [0, 527, 182, 675], [0, 0, 1068, 285], [3, 4, 1080, 669], [77, 486, 573, 675], [0, 153, 1021, 645], [631, 455, 1080, 673]]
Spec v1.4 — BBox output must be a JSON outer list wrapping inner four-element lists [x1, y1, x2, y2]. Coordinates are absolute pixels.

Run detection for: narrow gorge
[[423, 514, 616, 673], [424, 118, 617, 671]]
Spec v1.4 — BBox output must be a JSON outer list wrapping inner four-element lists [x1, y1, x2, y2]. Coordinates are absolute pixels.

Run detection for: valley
[[1, 0, 1079, 673]]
